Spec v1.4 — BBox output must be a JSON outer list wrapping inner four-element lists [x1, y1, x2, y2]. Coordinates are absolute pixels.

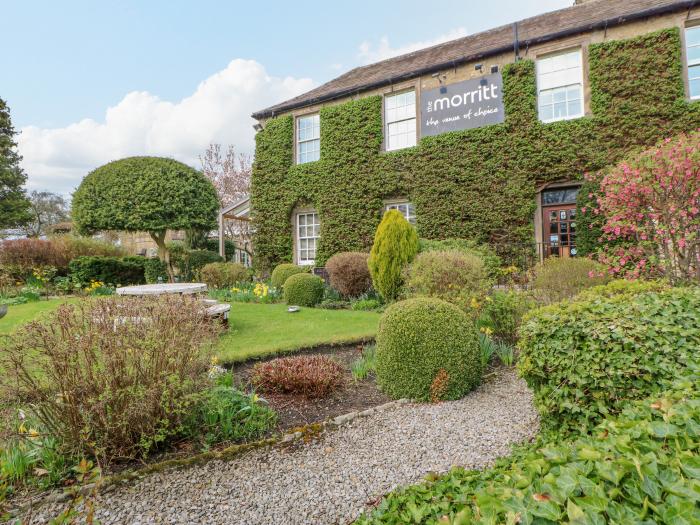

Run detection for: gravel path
[[25, 368, 538, 525]]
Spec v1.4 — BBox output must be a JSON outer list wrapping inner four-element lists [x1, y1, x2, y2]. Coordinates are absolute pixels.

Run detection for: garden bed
[[232, 345, 390, 432]]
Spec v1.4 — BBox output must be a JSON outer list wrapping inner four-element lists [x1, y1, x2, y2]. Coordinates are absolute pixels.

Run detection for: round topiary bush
[[271, 263, 308, 289], [325, 251, 372, 298], [375, 297, 481, 401], [518, 283, 700, 434], [199, 262, 250, 289], [283, 273, 324, 306], [403, 249, 491, 310]]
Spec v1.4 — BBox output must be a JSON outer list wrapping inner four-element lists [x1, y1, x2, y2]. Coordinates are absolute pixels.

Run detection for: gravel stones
[[25, 368, 538, 525]]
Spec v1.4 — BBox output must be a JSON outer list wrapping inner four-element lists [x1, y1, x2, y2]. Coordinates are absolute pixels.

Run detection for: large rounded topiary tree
[[72, 157, 219, 280], [375, 297, 481, 401]]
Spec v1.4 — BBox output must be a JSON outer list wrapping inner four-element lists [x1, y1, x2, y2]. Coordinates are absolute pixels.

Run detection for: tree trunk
[[149, 230, 174, 283]]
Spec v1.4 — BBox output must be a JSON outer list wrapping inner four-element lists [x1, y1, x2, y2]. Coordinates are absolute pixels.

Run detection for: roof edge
[[252, 1, 695, 120]]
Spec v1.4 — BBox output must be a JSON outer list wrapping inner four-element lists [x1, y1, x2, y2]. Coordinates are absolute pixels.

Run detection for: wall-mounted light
[[253, 123, 264, 132], [490, 65, 499, 74], [474, 63, 483, 71]]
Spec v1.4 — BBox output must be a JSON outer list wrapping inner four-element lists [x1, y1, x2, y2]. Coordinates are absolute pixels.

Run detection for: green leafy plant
[[169, 245, 224, 282], [478, 331, 497, 368], [143, 258, 168, 284], [403, 249, 490, 311], [252, 355, 345, 398], [480, 289, 535, 344], [376, 297, 481, 401], [419, 239, 502, 280], [325, 251, 372, 298], [351, 345, 377, 380], [283, 273, 324, 307], [518, 283, 700, 434], [368, 210, 419, 301], [68, 255, 146, 287], [494, 340, 515, 367], [351, 298, 382, 311], [185, 385, 277, 447], [270, 263, 308, 289], [357, 363, 700, 524], [210, 281, 281, 304]]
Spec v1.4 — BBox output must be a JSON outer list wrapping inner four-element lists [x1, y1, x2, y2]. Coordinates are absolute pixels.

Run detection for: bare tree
[[199, 144, 252, 257], [20, 190, 70, 238]]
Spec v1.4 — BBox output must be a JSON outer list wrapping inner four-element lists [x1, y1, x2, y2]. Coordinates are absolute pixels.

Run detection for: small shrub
[[368, 210, 419, 301], [1, 296, 221, 463], [494, 340, 515, 366], [200, 262, 249, 289], [351, 298, 382, 311], [530, 257, 609, 304], [478, 331, 497, 368], [185, 386, 277, 447], [270, 263, 308, 289], [68, 255, 146, 287], [283, 273, 324, 307], [252, 355, 344, 398], [143, 258, 168, 283], [419, 238, 502, 279], [404, 250, 490, 310], [480, 289, 536, 344], [325, 252, 372, 298], [351, 345, 377, 380], [184, 249, 224, 281], [518, 283, 700, 434], [376, 297, 481, 401]]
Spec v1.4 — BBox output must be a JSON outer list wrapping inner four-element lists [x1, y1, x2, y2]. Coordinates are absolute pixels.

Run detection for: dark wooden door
[[543, 204, 577, 257]]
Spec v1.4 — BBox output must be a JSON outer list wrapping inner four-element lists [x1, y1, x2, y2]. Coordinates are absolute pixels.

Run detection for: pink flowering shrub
[[591, 131, 700, 283]]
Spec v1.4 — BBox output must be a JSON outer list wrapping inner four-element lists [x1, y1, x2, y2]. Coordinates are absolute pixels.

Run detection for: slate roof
[[252, 0, 693, 119]]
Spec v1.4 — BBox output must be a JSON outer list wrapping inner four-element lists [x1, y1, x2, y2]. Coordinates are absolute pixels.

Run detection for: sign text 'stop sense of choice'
[[420, 73, 505, 137]]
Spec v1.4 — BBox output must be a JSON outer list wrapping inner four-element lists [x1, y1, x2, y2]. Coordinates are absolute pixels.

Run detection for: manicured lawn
[[0, 298, 73, 336], [217, 303, 380, 363]]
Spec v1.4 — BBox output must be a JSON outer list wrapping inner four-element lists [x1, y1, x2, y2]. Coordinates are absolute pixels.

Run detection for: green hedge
[[251, 28, 700, 270], [375, 297, 480, 401], [68, 256, 146, 287], [143, 258, 168, 284], [518, 283, 700, 434]]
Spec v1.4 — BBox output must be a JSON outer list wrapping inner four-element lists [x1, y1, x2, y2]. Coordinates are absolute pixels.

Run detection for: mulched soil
[[232, 345, 391, 432]]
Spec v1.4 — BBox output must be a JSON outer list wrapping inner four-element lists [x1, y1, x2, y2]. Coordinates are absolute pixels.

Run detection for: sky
[[3, 0, 570, 197]]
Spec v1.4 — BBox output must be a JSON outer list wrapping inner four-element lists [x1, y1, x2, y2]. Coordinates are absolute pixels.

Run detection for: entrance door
[[543, 204, 577, 257]]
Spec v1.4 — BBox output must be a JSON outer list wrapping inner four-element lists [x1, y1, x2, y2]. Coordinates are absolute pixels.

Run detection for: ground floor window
[[296, 211, 320, 265], [385, 201, 416, 225], [541, 186, 579, 258]]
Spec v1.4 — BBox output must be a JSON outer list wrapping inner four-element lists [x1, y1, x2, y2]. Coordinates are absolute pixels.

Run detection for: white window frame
[[686, 26, 700, 100], [536, 49, 584, 123], [296, 114, 320, 164], [295, 211, 320, 266], [384, 90, 417, 151], [385, 200, 416, 225]]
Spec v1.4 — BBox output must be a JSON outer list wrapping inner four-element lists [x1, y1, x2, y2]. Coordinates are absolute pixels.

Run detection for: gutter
[[251, 1, 698, 120]]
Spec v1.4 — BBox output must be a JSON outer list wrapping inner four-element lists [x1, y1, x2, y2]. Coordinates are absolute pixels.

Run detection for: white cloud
[[18, 59, 315, 196], [357, 27, 468, 65]]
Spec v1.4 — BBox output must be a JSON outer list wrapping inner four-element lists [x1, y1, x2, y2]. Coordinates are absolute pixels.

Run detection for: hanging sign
[[420, 72, 505, 137]]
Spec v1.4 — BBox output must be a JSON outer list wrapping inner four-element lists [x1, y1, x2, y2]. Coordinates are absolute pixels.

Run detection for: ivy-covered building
[[251, 0, 700, 270]]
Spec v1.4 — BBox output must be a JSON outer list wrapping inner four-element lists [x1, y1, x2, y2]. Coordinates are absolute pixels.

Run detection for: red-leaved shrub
[[251, 355, 344, 398], [325, 251, 372, 298]]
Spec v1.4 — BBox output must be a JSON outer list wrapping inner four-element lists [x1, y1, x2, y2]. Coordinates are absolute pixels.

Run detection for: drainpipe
[[513, 22, 520, 62]]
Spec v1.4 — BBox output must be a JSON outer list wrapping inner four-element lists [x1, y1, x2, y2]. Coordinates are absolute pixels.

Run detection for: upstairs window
[[537, 49, 584, 123], [385, 91, 416, 151], [297, 114, 320, 164], [385, 200, 416, 225], [687, 26, 700, 99], [296, 211, 320, 265]]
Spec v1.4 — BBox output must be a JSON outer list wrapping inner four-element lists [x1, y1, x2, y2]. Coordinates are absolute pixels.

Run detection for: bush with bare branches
[[1, 296, 221, 463]]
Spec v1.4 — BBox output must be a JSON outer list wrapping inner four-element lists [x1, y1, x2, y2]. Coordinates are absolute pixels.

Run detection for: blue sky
[[3, 0, 569, 195]]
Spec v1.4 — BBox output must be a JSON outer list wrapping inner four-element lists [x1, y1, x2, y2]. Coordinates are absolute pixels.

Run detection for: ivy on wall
[[251, 28, 700, 270]]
